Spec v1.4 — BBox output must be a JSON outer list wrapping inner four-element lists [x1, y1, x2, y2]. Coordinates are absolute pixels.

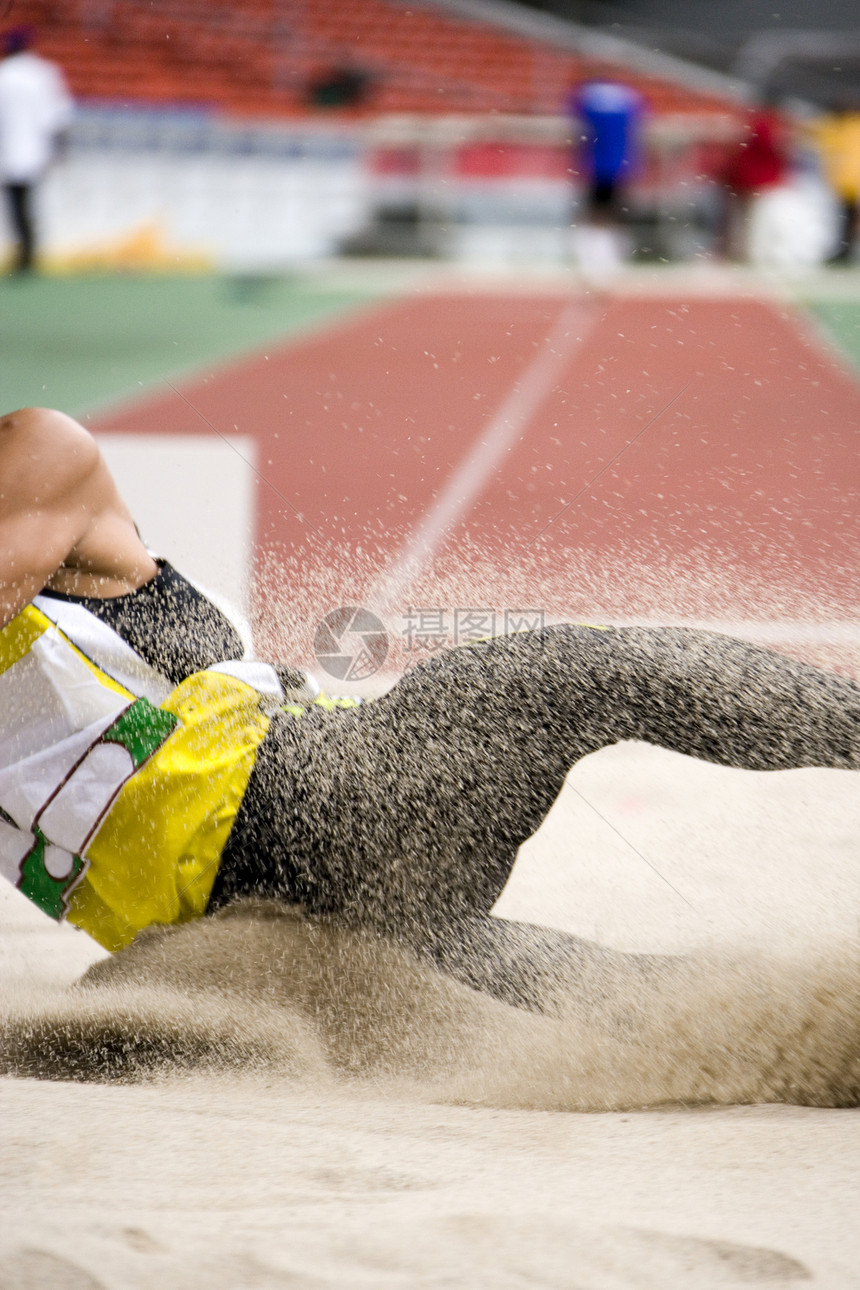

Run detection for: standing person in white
[[0, 26, 73, 273]]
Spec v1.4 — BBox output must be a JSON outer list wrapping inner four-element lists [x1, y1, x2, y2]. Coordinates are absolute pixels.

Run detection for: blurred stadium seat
[[9, 0, 738, 119]]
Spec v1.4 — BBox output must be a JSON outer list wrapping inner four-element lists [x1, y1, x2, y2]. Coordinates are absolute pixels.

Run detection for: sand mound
[[3, 899, 860, 1110]]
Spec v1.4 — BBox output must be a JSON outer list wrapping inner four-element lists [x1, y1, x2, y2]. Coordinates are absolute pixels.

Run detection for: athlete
[[2, 406, 859, 1012]]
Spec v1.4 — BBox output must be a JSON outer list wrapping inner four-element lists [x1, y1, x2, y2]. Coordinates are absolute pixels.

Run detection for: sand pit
[[2, 742, 860, 1288]]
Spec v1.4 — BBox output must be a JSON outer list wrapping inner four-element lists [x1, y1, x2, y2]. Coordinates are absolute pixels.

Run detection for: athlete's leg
[[4, 184, 34, 272], [397, 906, 673, 1012], [214, 625, 859, 941]]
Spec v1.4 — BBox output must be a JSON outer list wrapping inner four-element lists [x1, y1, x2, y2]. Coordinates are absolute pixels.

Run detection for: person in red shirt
[[720, 104, 792, 260]]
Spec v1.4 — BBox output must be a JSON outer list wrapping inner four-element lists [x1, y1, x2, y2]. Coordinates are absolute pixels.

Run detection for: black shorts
[[587, 177, 620, 214]]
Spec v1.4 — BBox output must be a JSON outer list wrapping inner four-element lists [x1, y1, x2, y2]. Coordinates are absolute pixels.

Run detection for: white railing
[[13, 104, 744, 270], [36, 107, 370, 270]]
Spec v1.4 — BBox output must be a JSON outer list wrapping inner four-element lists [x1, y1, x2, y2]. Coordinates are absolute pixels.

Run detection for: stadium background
[[2, 0, 859, 682], [2, 0, 834, 268]]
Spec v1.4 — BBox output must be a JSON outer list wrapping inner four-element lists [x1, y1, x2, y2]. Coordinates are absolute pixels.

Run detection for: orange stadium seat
[[5, 0, 738, 121]]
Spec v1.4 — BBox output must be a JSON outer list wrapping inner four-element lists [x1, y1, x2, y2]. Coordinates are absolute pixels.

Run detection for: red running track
[[92, 289, 860, 674]]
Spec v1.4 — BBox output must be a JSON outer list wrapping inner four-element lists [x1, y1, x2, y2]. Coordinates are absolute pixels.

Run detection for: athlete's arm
[[0, 407, 158, 629]]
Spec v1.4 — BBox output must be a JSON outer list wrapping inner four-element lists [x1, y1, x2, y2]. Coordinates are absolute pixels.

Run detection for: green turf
[[0, 273, 383, 418], [803, 297, 860, 373]]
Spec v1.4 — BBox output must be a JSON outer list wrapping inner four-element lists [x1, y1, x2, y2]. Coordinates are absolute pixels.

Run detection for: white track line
[[371, 300, 597, 615]]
